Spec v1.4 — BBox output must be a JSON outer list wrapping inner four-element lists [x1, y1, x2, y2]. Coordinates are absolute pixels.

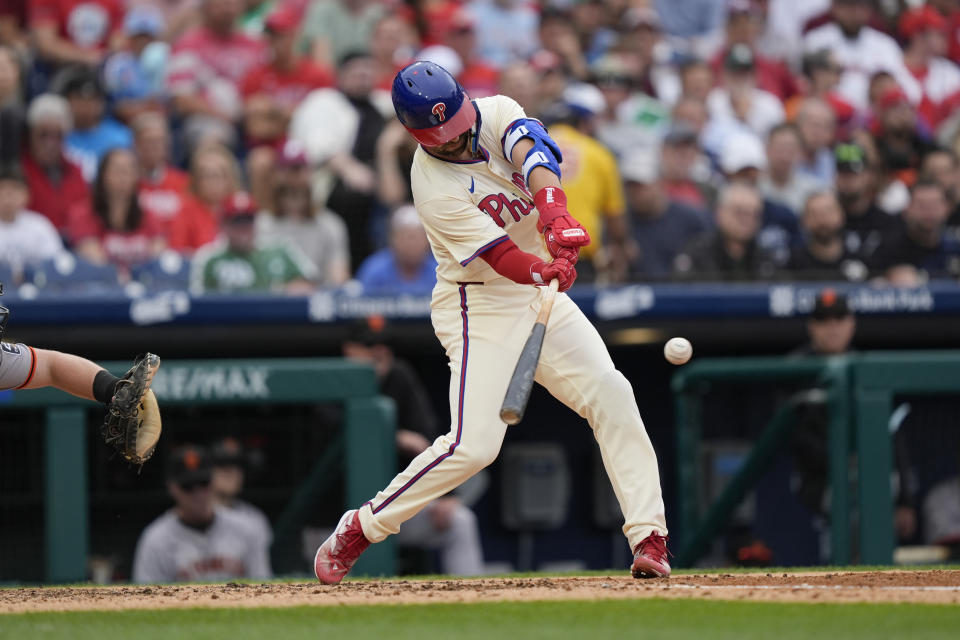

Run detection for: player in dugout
[[133, 444, 271, 583], [312, 61, 670, 583]]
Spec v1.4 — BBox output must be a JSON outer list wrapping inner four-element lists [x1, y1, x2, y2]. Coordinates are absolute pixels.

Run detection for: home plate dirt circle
[[3, 571, 960, 613]]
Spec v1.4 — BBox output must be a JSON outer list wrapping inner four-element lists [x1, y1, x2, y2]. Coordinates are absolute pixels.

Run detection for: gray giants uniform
[[132, 505, 272, 583], [225, 499, 273, 547], [0, 342, 37, 391]]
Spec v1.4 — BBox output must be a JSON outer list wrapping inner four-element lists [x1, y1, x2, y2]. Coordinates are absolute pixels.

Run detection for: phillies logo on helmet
[[432, 102, 446, 122]]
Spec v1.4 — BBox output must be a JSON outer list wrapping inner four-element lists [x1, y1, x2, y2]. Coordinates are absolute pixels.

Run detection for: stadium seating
[[130, 251, 191, 292], [28, 253, 121, 295]]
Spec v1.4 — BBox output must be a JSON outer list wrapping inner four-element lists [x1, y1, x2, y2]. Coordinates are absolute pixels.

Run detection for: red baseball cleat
[[314, 509, 371, 584], [631, 532, 671, 578]]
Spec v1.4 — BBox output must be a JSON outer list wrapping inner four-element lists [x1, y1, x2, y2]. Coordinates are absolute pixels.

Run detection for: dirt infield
[[2, 570, 959, 613]]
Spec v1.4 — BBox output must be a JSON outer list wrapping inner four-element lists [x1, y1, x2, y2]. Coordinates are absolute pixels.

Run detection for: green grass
[[2, 599, 958, 640]]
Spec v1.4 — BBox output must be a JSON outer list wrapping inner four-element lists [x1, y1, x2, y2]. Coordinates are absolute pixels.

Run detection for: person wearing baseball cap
[[899, 5, 960, 129], [443, 9, 498, 99], [832, 142, 899, 262], [711, 0, 798, 101], [210, 437, 273, 553], [100, 6, 169, 123], [167, 444, 214, 490], [189, 191, 318, 294], [719, 132, 801, 267], [620, 148, 709, 279], [873, 83, 936, 176], [257, 139, 351, 287], [132, 445, 272, 583], [789, 286, 920, 544], [660, 121, 714, 211], [784, 50, 856, 130], [241, 4, 335, 208], [241, 4, 334, 126], [786, 190, 868, 281], [58, 66, 132, 182], [787, 289, 855, 527], [536, 88, 628, 280], [706, 43, 785, 143]]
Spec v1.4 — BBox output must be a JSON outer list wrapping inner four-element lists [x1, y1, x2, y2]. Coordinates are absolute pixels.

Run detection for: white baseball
[[664, 337, 692, 365]]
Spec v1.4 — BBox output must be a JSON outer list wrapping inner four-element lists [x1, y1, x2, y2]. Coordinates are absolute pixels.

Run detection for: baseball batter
[[314, 62, 669, 582]]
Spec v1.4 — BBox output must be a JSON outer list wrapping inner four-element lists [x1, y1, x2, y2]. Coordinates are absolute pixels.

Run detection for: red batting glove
[[534, 186, 591, 263], [530, 257, 577, 292]]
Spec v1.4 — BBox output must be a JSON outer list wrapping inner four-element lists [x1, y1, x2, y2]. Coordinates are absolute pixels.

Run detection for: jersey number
[[0, 343, 20, 355], [478, 193, 534, 228]]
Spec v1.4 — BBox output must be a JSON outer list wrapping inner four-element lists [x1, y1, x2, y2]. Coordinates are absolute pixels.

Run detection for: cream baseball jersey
[[411, 95, 550, 287]]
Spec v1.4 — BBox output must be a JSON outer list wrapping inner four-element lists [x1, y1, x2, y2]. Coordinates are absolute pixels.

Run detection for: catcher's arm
[[20, 349, 163, 465], [22, 348, 109, 400]]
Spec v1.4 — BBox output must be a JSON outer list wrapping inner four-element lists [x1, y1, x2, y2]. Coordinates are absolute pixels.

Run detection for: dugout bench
[[673, 351, 960, 567], [0, 358, 396, 583]]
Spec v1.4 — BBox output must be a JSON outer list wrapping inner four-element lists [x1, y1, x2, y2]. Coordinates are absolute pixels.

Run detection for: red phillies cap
[[530, 49, 562, 73], [265, 5, 299, 33], [449, 8, 475, 32], [222, 191, 258, 220], [277, 139, 308, 168], [877, 86, 910, 111], [899, 6, 948, 41]]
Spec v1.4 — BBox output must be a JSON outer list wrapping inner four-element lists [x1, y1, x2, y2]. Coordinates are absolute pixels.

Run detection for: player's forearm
[[26, 349, 104, 401], [509, 137, 581, 233], [479, 238, 541, 284]]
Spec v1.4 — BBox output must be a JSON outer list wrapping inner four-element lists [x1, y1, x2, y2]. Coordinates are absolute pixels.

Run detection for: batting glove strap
[[534, 186, 568, 229], [530, 267, 545, 285], [531, 258, 577, 292]]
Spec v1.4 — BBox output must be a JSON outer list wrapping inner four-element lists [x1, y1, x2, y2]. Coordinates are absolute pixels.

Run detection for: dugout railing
[[0, 358, 396, 583], [673, 351, 960, 568]]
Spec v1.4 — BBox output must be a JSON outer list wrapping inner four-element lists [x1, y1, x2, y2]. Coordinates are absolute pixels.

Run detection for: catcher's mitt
[[101, 353, 162, 465]]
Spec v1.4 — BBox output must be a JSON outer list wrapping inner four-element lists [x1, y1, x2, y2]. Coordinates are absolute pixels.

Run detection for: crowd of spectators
[[3, 0, 960, 296]]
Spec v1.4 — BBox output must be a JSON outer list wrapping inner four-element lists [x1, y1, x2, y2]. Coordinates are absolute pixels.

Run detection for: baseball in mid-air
[[664, 337, 693, 365]]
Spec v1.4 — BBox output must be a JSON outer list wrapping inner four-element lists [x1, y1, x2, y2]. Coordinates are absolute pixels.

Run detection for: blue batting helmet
[[392, 61, 475, 147]]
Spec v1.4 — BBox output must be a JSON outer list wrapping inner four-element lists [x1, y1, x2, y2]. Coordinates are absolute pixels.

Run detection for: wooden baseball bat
[[499, 279, 560, 425]]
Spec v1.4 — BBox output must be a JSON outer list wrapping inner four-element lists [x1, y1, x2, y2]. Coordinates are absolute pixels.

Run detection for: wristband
[[533, 186, 568, 228]]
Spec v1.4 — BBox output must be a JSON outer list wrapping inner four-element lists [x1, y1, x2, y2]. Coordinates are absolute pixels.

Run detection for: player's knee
[[598, 369, 634, 400], [456, 443, 499, 473], [581, 370, 637, 427]]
